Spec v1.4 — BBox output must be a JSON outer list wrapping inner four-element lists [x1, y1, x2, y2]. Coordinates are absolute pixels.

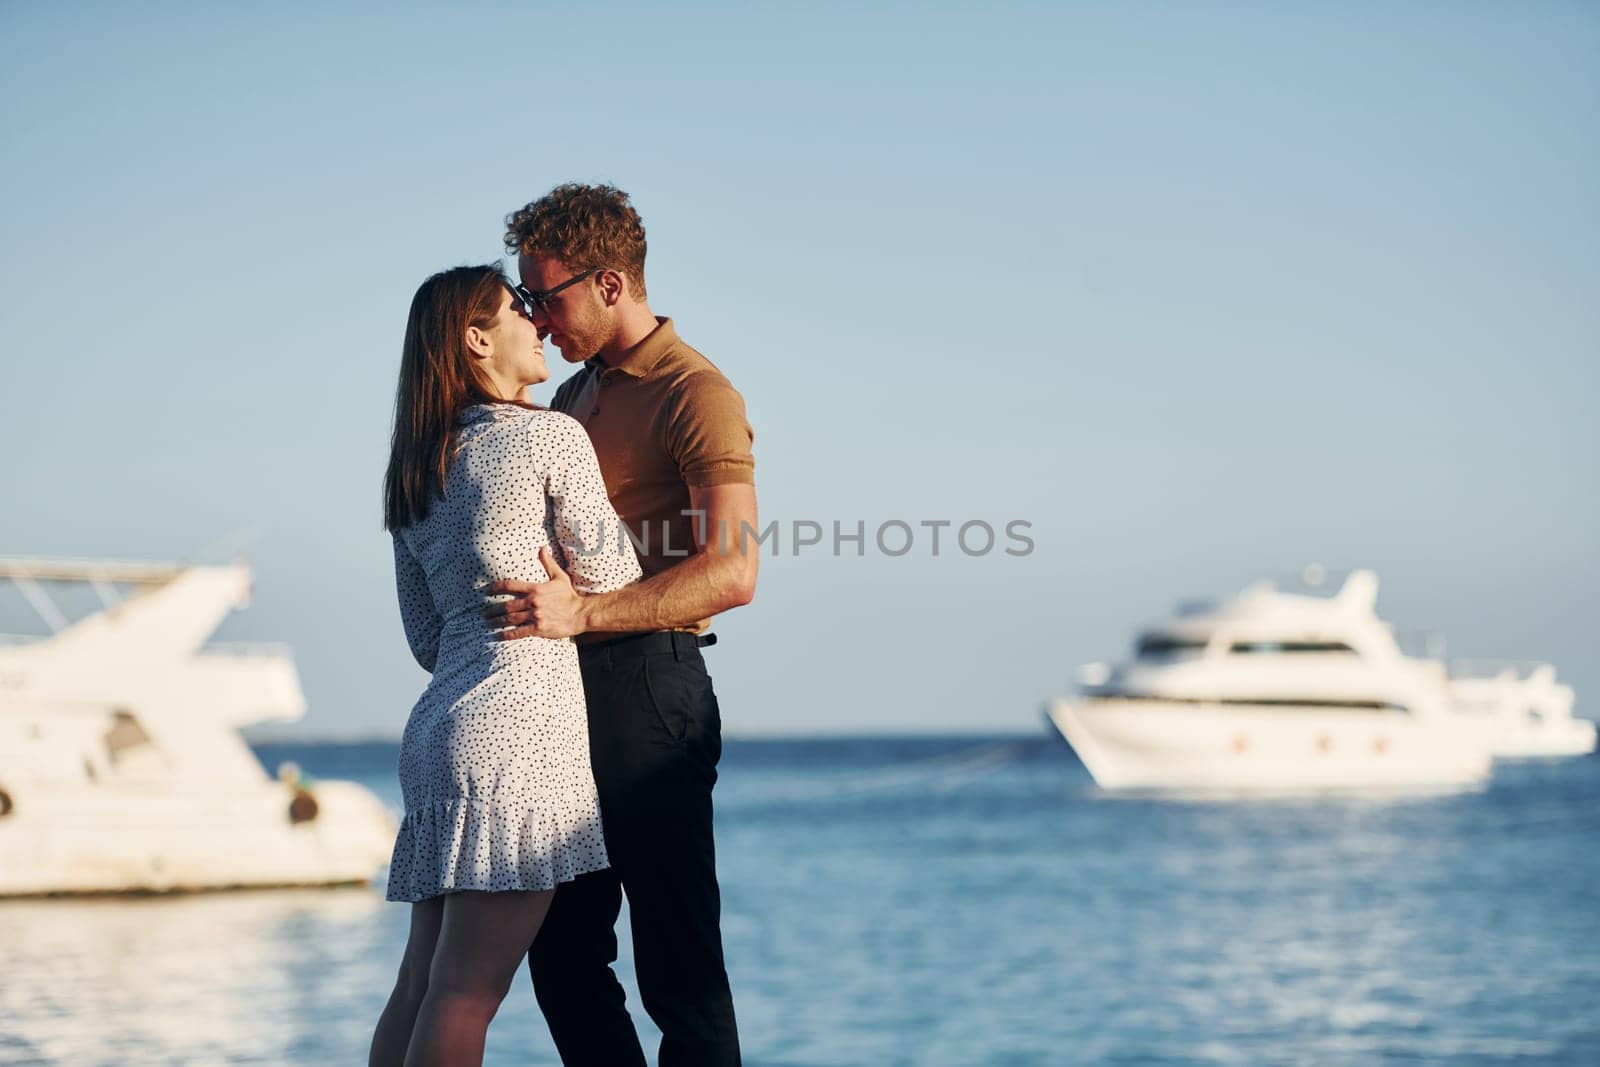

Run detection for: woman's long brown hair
[[383, 265, 528, 531]]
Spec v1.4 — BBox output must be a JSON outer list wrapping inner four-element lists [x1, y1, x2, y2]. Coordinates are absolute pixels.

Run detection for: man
[[488, 183, 757, 1067]]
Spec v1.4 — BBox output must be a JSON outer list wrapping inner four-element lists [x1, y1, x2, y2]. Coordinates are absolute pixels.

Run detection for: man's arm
[[486, 482, 758, 639]]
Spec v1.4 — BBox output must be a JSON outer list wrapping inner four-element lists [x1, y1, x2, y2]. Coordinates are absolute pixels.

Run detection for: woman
[[369, 265, 640, 1067]]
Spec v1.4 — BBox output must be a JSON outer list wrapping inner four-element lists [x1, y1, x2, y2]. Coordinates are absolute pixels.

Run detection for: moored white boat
[[1046, 570, 1504, 792], [0, 557, 395, 896]]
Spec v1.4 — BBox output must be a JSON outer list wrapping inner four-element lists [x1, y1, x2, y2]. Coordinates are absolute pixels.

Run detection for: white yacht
[[1046, 570, 1516, 791], [0, 557, 395, 896]]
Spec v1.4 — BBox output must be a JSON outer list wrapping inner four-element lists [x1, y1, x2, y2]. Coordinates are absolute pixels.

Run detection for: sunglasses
[[512, 268, 603, 314]]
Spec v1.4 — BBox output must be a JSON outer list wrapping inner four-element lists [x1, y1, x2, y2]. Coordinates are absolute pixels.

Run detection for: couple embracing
[[369, 184, 756, 1066]]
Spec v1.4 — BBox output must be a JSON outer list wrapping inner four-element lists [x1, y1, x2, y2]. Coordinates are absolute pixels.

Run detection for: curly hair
[[504, 183, 648, 300]]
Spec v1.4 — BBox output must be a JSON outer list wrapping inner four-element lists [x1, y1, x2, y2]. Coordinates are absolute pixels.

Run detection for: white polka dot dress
[[386, 404, 641, 902]]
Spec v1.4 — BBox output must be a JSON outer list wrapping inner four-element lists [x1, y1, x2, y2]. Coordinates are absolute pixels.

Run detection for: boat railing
[[1447, 659, 1553, 682], [0, 557, 191, 584]]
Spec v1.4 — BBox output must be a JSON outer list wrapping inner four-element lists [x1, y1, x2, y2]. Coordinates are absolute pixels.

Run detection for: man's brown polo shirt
[[551, 317, 755, 642]]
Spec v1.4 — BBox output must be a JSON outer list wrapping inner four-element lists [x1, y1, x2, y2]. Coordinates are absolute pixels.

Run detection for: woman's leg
[[403, 889, 555, 1067], [369, 898, 445, 1067]]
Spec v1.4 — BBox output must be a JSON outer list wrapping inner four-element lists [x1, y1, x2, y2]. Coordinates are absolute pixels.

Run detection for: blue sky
[[1, 3, 1595, 736]]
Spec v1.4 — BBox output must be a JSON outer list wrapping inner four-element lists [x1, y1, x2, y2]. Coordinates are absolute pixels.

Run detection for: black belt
[[577, 631, 717, 661]]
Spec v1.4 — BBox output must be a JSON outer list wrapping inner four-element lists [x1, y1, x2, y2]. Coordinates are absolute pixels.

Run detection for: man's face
[[517, 253, 609, 364]]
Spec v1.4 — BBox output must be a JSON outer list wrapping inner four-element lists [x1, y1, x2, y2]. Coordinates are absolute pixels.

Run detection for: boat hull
[[0, 779, 395, 897], [1047, 698, 1492, 792]]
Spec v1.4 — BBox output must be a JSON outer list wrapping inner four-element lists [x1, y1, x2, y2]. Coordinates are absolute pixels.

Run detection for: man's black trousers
[[528, 631, 740, 1067]]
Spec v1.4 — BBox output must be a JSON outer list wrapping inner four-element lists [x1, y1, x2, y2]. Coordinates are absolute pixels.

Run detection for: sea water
[[1, 738, 1597, 1065]]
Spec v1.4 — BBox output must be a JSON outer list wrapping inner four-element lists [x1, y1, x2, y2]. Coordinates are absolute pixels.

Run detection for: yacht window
[[104, 710, 155, 765], [1136, 634, 1209, 657], [1229, 641, 1355, 655], [1092, 694, 1405, 712]]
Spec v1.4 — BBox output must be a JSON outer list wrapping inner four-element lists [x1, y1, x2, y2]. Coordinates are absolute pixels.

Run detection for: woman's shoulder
[[481, 408, 594, 470], [464, 404, 582, 438], [519, 408, 591, 446], [459, 405, 594, 462]]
